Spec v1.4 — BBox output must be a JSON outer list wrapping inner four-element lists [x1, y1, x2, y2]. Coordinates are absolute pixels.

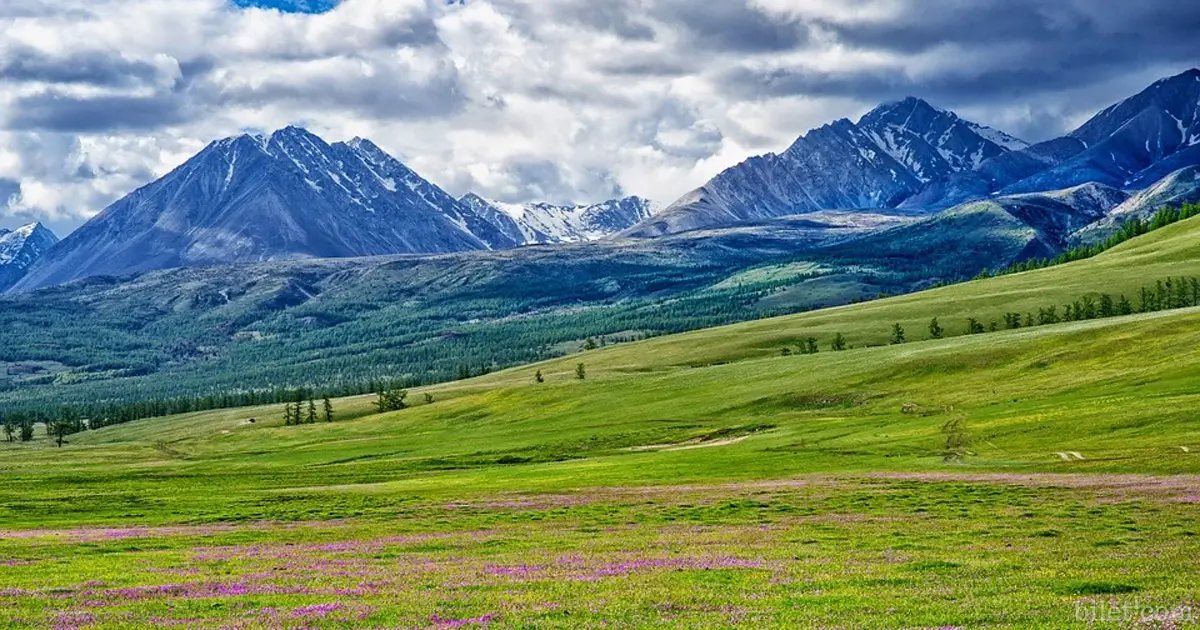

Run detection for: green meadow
[[2, 219, 1200, 628]]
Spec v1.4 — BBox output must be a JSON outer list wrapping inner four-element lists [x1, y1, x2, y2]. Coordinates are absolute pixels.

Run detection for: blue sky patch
[[230, 0, 340, 14]]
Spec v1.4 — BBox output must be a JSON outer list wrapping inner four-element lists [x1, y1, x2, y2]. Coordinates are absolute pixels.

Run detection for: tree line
[[994, 203, 1200, 277], [782, 275, 1200, 356]]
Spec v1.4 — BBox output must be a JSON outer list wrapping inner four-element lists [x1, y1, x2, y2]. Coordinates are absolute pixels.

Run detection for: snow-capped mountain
[[0, 222, 59, 291], [11, 127, 494, 292], [1003, 68, 1200, 195], [910, 68, 1200, 207], [627, 98, 1028, 237], [460, 194, 657, 244], [1075, 166, 1200, 244], [858, 97, 1028, 181]]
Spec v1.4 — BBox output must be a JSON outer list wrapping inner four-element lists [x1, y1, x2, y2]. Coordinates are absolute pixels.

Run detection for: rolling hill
[[2, 214, 1198, 630]]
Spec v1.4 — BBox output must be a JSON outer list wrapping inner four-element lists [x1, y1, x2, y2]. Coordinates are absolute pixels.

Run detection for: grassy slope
[[2, 217, 1199, 527]]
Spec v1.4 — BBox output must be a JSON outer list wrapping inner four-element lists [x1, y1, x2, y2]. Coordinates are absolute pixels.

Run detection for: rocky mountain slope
[[626, 98, 1029, 237], [631, 69, 1200, 237], [1075, 166, 1200, 244], [460, 194, 657, 245], [0, 222, 59, 291], [11, 128, 496, 292]]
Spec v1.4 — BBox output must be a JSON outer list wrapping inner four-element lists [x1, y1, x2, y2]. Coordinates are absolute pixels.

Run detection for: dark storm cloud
[[598, 57, 695, 78], [557, 1, 656, 41], [719, 0, 1200, 112], [498, 158, 623, 206], [251, 13, 445, 62], [0, 47, 164, 88], [819, 1, 1200, 53], [225, 63, 468, 120], [0, 1, 92, 19], [6, 92, 193, 132], [654, 0, 808, 53]]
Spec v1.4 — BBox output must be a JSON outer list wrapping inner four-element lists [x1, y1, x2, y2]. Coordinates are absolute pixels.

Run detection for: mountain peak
[[9, 129, 495, 291], [0, 220, 58, 290], [1070, 67, 1200, 147], [866, 96, 946, 118]]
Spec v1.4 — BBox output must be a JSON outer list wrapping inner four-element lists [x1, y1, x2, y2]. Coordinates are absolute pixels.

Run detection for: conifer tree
[[306, 399, 317, 425], [928, 318, 944, 339], [890, 323, 906, 345], [805, 337, 820, 354], [535, 370, 544, 384], [1117, 295, 1133, 316], [322, 398, 334, 423], [1173, 279, 1190, 309], [831, 333, 847, 352], [375, 388, 408, 412], [575, 363, 586, 380], [1099, 294, 1115, 318]]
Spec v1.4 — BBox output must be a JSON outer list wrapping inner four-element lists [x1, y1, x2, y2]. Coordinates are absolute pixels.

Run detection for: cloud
[[0, 47, 168, 88], [1, 0, 1198, 233], [7, 92, 194, 133]]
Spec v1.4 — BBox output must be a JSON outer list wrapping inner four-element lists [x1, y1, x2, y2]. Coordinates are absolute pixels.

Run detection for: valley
[[2, 216, 1199, 628]]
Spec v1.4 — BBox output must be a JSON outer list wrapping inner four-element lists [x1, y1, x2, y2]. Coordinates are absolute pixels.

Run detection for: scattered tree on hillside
[[375, 388, 409, 412], [890, 323, 906, 345], [781, 347, 793, 356], [48, 419, 75, 447], [575, 363, 587, 380], [831, 333, 847, 352], [583, 338, 598, 351], [2, 416, 14, 443], [1099, 294, 1115, 318], [966, 318, 985, 335], [306, 399, 318, 425], [19, 421, 34, 442], [424, 393, 434, 404], [322, 397, 334, 423], [1175, 277, 1191, 308], [928, 318, 944, 340], [941, 416, 971, 463], [535, 370, 544, 384], [804, 337, 820, 354]]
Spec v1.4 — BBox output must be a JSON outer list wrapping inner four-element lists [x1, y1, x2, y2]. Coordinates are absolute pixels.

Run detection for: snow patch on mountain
[[460, 195, 658, 244], [0, 222, 59, 291]]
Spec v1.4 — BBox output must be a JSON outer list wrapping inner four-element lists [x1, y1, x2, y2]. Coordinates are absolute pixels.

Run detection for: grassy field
[[2, 219, 1200, 628]]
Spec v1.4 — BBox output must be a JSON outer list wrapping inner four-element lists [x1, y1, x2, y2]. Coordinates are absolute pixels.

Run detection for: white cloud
[[0, 0, 1195, 234]]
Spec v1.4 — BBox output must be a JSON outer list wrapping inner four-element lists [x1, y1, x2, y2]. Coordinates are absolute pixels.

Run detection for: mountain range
[[5, 68, 1200, 294], [625, 68, 1200, 237], [10, 129, 654, 291]]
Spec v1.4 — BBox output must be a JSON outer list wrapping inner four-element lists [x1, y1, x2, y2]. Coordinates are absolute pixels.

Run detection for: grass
[[2, 218, 1200, 628]]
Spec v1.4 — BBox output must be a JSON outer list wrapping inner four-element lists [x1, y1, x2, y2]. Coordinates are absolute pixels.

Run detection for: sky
[[1, 0, 1198, 235]]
